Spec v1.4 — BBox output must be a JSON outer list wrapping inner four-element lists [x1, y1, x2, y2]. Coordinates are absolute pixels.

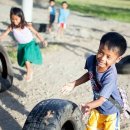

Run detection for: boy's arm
[[87, 96, 106, 109], [82, 96, 106, 115], [62, 72, 89, 94], [74, 72, 90, 87], [0, 26, 11, 41], [48, 7, 51, 18], [27, 23, 48, 47]]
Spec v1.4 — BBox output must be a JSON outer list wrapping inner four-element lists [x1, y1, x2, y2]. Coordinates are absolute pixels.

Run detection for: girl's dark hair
[[100, 32, 127, 56], [10, 7, 27, 29]]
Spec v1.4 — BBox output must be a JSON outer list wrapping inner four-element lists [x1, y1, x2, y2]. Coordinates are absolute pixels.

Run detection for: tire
[[32, 23, 48, 32], [0, 45, 13, 92], [22, 99, 85, 130], [116, 55, 130, 74]]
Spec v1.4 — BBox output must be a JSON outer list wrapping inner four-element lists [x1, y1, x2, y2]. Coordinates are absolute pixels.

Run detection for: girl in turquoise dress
[[0, 7, 48, 82]]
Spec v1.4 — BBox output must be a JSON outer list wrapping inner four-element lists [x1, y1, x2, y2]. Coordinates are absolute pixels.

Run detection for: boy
[[48, 0, 56, 33], [62, 32, 127, 130], [57, 1, 69, 37]]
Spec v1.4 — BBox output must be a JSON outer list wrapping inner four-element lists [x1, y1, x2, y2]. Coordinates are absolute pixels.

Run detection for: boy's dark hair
[[49, 0, 55, 3], [100, 32, 127, 56], [10, 7, 27, 29], [61, 1, 68, 5]]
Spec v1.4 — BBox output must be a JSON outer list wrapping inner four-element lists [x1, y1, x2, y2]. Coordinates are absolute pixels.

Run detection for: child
[[0, 7, 47, 82], [57, 1, 69, 38], [62, 32, 127, 130], [48, 0, 56, 33]]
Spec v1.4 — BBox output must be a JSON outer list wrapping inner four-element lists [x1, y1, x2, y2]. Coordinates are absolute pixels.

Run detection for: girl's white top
[[12, 26, 33, 44]]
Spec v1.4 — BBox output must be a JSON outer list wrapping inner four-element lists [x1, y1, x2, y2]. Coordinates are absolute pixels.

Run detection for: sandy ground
[[0, 0, 130, 130]]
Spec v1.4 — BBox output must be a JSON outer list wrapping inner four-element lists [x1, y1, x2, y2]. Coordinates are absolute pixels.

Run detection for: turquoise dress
[[17, 40, 42, 67]]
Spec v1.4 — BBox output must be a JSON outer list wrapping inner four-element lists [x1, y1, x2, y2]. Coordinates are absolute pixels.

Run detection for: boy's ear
[[116, 56, 122, 63]]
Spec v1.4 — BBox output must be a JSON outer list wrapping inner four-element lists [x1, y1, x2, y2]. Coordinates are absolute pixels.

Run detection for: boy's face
[[50, 1, 55, 6], [96, 44, 122, 72], [62, 3, 68, 9]]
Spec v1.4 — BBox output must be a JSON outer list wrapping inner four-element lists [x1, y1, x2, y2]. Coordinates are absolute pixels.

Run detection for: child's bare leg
[[25, 61, 33, 80], [57, 26, 63, 38], [48, 24, 52, 33], [61, 28, 64, 38], [57, 27, 60, 37], [48, 27, 51, 33]]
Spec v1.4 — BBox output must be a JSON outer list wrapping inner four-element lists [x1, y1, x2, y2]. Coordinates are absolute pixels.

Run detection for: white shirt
[[13, 27, 33, 44]]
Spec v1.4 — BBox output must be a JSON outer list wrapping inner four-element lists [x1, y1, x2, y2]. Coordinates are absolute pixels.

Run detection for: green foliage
[[7, 47, 17, 63], [57, 0, 130, 23]]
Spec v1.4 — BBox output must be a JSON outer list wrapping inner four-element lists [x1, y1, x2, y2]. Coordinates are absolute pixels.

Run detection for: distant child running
[[0, 7, 48, 82], [57, 1, 69, 37], [48, 0, 56, 33], [62, 32, 127, 130]]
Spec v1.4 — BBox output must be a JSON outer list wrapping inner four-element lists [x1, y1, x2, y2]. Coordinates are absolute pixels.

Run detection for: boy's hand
[[81, 104, 91, 123], [61, 82, 75, 94], [81, 104, 91, 115]]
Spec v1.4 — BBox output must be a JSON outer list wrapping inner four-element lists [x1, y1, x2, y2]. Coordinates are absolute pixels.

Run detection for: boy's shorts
[[49, 14, 55, 26], [59, 23, 66, 29], [86, 109, 120, 130]]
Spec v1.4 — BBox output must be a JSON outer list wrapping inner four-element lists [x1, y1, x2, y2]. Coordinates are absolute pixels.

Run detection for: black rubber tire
[[22, 99, 85, 130], [116, 55, 130, 74], [32, 23, 48, 32], [0, 45, 13, 92]]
